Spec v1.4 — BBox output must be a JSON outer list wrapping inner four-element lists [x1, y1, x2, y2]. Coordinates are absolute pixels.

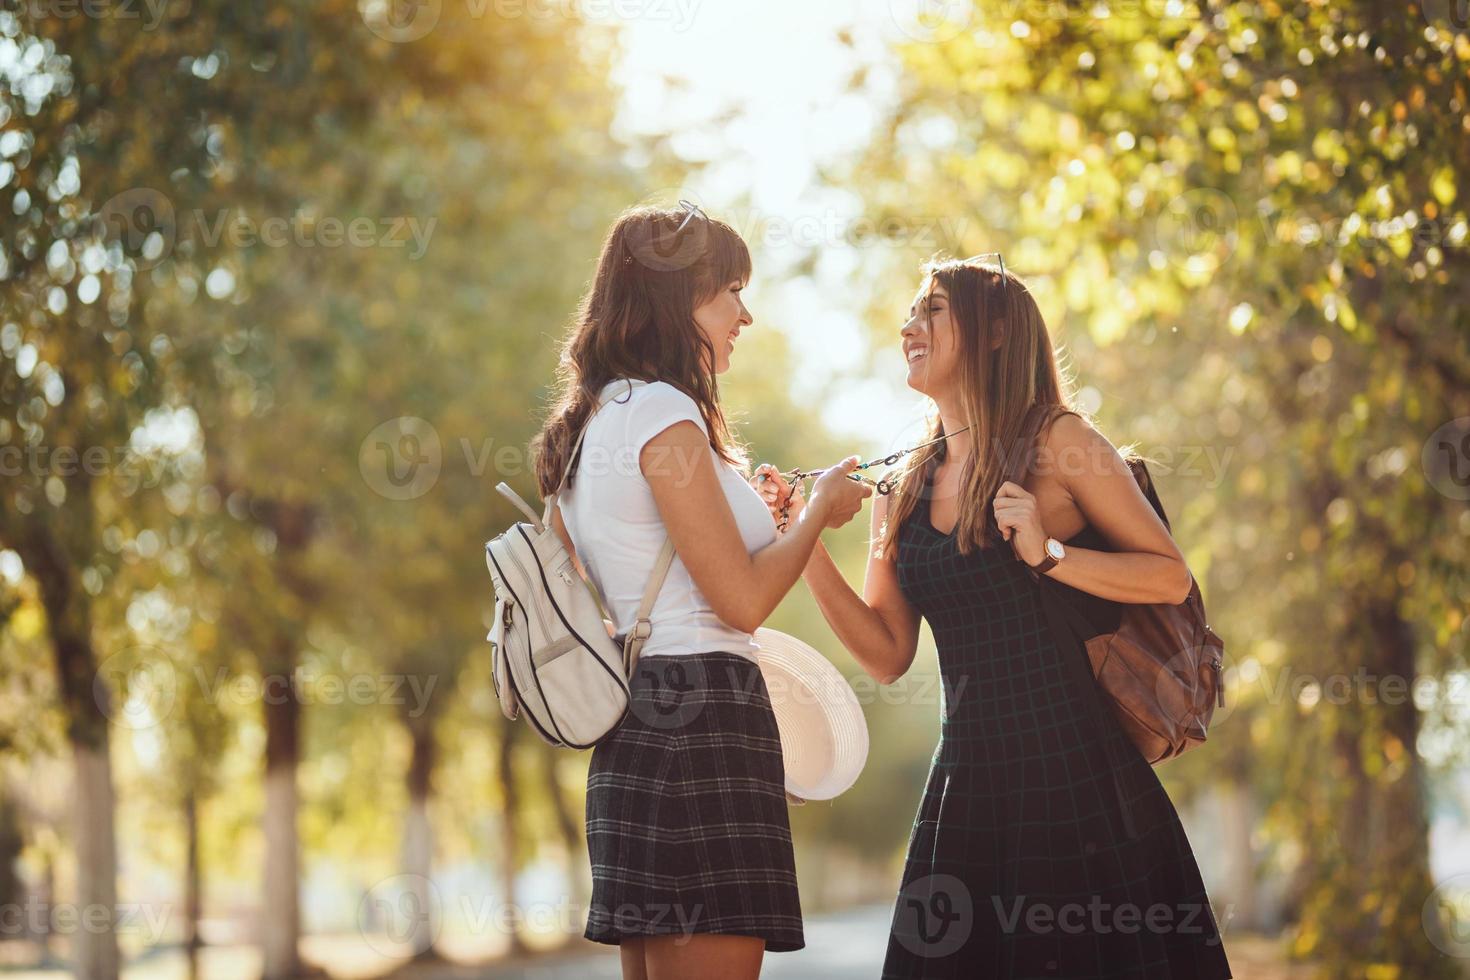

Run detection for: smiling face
[[693, 277, 752, 374], [901, 278, 960, 398]]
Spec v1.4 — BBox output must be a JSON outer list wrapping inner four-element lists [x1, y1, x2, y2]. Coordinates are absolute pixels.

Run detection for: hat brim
[[753, 628, 869, 801]]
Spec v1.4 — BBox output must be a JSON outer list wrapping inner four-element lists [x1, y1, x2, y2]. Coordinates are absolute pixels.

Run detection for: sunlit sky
[[609, 0, 943, 452]]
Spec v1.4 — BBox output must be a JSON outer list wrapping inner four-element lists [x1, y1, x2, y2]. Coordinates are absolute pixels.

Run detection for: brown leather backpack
[[1004, 405, 1226, 766]]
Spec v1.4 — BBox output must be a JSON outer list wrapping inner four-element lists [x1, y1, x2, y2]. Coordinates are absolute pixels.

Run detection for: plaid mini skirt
[[583, 650, 805, 952]]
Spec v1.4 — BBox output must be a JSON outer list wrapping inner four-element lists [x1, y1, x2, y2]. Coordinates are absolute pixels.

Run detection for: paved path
[[479, 903, 893, 979], [405, 904, 1306, 980]]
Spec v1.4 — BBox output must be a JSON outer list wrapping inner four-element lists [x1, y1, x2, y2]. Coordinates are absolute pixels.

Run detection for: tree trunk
[[261, 661, 302, 980], [1302, 594, 1454, 978], [1216, 778, 1259, 931], [496, 720, 526, 956], [72, 740, 119, 980], [541, 750, 587, 918], [20, 518, 120, 980], [400, 722, 439, 961], [185, 789, 202, 980], [1358, 599, 1450, 975]]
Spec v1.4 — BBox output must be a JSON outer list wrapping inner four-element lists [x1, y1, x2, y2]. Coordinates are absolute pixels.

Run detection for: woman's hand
[[807, 456, 872, 529], [993, 480, 1048, 566], [751, 464, 804, 531]]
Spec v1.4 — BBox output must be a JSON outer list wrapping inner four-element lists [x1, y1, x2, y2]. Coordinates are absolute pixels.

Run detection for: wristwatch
[[1029, 536, 1066, 574]]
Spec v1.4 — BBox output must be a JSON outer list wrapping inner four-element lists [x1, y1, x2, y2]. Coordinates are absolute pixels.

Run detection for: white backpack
[[485, 384, 676, 748]]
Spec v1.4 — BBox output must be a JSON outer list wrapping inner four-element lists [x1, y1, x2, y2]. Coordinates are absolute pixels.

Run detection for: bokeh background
[[2, 0, 1469, 977]]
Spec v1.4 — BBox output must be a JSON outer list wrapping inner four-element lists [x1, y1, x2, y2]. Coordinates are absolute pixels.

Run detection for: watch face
[[1046, 538, 1066, 560]]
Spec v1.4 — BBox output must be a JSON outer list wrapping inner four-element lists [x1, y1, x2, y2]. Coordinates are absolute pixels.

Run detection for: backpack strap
[[1001, 403, 1057, 579], [542, 379, 638, 526], [537, 378, 680, 676], [622, 536, 676, 674]]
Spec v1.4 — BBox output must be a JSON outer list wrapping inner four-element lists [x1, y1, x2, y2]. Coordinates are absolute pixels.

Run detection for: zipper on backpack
[[503, 542, 556, 644], [1212, 659, 1225, 708]]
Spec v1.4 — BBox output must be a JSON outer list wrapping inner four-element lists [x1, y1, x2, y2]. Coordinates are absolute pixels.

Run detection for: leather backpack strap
[[622, 536, 676, 675], [1003, 403, 1054, 578]]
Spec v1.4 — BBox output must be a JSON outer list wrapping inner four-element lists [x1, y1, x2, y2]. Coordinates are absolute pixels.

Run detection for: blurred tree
[[3, 1, 640, 976]]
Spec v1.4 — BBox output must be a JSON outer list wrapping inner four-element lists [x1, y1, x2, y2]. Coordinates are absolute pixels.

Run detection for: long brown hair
[[877, 256, 1089, 558], [533, 204, 752, 497]]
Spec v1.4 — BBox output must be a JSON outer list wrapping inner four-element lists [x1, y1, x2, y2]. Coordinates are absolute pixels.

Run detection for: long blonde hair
[[877, 257, 1088, 558]]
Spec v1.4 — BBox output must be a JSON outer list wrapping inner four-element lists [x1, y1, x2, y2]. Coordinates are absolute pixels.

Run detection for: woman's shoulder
[[599, 378, 708, 437], [622, 378, 701, 411]]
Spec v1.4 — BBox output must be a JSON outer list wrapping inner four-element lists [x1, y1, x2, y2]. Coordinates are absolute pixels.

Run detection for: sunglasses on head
[[961, 250, 1008, 306], [673, 199, 706, 235], [911, 250, 1009, 329], [624, 199, 708, 268]]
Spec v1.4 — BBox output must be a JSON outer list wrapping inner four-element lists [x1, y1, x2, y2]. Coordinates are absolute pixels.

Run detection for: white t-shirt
[[559, 378, 777, 660]]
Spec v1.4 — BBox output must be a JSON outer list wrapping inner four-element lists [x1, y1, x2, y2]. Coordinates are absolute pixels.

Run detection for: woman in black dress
[[755, 256, 1233, 978]]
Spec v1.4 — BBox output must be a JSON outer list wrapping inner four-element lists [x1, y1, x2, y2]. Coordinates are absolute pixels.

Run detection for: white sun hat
[[752, 627, 870, 802]]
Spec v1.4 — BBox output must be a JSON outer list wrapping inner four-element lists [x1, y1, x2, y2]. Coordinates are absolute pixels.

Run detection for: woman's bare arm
[[642, 422, 870, 634], [1032, 414, 1193, 604], [800, 492, 922, 685]]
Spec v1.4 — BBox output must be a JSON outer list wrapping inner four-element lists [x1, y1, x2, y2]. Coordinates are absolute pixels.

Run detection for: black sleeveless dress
[[881, 482, 1233, 979]]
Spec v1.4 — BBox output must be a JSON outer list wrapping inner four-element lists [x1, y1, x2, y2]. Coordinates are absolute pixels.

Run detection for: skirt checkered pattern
[[882, 490, 1233, 979], [583, 650, 805, 952]]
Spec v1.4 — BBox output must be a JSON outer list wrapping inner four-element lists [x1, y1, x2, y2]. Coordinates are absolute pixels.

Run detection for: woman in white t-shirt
[[530, 202, 869, 980]]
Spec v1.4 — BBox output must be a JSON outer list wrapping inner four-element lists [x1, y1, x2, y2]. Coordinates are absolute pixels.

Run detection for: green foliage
[[842, 2, 1470, 974]]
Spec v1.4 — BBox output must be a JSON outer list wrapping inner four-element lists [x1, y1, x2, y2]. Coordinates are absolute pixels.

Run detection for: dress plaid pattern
[[584, 651, 805, 952], [882, 485, 1233, 978]]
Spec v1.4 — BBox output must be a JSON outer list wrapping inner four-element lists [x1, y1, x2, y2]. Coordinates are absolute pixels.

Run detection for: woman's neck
[[932, 393, 974, 466]]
